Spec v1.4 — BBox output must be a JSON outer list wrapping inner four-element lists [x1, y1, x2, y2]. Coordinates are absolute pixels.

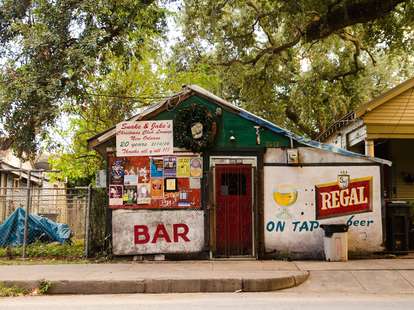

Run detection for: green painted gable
[[154, 94, 290, 150]]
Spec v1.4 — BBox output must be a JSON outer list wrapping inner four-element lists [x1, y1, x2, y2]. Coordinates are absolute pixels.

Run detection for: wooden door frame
[[209, 156, 258, 259]]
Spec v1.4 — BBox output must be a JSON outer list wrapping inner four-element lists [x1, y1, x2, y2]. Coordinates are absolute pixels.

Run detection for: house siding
[[363, 88, 414, 138]]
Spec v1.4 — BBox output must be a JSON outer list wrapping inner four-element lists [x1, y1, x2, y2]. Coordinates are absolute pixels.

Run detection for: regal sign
[[116, 120, 173, 157], [315, 176, 372, 220]]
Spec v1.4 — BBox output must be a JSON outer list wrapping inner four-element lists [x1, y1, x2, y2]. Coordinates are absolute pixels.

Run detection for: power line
[[85, 92, 174, 100]]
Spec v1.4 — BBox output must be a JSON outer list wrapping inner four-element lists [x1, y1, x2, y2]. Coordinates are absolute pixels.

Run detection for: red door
[[215, 164, 253, 257]]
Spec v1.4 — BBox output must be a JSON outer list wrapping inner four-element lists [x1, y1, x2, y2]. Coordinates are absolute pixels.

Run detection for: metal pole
[[84, 184, 92, 258], [22, 170, 31, 259]]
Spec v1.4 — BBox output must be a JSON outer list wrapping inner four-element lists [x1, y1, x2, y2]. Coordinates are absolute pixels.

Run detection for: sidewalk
[[0, 260, 308, 294], [289, 259, 414, 294], [1, 258, 413, 295]]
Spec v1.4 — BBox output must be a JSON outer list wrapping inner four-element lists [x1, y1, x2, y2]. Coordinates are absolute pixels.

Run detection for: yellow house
[[319, 77, 414, 252]]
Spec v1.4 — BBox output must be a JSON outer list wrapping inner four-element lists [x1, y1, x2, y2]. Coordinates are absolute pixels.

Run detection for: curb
[[1, 272, 309, 294]]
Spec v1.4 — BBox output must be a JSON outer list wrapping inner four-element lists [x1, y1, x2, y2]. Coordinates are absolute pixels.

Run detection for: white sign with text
[[116, 120, 173, 157], [112, 210, 205, 255]]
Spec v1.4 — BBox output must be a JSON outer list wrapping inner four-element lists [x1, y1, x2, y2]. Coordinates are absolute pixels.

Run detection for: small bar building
[[88, 85, 390, 259], [318, 77, 414, 252]]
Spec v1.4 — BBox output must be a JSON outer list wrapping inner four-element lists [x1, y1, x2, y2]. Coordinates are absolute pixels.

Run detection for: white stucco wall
[[264, 147, 373, 164], [112, 209, 205, 255], [263, 148, 383, 258]]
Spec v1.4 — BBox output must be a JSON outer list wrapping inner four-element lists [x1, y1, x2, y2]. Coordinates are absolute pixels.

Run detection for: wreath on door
[[174, 104, 217, 152]]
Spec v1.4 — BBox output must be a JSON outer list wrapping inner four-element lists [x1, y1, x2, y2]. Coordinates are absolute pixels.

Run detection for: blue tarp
[[0, 208, 71, 247]]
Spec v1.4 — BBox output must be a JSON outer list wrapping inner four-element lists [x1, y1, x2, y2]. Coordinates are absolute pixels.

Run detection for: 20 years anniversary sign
[[116, 120, 173, 157]]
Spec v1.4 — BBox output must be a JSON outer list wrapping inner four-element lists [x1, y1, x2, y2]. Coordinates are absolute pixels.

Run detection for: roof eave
[[356, 77, 414, 118]]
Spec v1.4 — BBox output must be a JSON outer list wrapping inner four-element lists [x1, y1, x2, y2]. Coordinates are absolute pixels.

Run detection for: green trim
[[154, 95, 290, 149]]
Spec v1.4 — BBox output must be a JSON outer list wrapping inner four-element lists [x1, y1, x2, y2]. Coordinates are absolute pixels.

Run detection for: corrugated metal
[[238, 110, 391, 166], [89, 84, 391, 166], [186, 85, 391, 166]]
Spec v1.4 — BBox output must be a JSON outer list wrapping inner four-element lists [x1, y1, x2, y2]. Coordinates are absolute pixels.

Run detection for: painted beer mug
[[273, 184, 298, 206], [273, 184, 298, 220]]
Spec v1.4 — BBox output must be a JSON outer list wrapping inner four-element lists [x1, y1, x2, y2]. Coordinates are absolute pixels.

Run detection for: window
[[13, 178, 20, 191], [220, 173, 246, 196]]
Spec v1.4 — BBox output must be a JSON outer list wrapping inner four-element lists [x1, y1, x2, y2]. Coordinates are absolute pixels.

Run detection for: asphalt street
[[1, 292, 414, 310]]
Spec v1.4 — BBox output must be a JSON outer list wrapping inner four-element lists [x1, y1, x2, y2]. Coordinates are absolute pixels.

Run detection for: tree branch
[[304, 0, 407, 42], [218, 31, 302, 66]]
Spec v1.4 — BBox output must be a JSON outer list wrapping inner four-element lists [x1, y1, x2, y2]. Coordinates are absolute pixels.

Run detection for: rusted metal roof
[[88, 85, 391, 166]]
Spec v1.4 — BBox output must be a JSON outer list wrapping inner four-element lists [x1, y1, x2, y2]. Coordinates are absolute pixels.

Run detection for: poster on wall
[[116, 120, 173, 157], [150, 157, 164, 178], [190, 157, 203, 178], [109, 185, 123, 206], [137, 183, 151, 204], [135, 157, 150, 183], [177, 157, 190, 177], [123, 186, 138, 204], [164, 156, 177, 177], [151, 178, 164, 198], [108, 153, 202, 209], [190, 178, 201, 189], [165, 178, 177, 192], [96, 170, 107, 188], [124, 175, 137, 186], [110, 159, 125, 185]]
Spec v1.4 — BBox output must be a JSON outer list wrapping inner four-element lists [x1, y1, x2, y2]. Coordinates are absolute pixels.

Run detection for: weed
[[0, 283, 29, 297], [38, 280, 52, 295]]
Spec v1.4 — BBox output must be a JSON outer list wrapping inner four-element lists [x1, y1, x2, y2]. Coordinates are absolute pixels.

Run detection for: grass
[[0, 280, 53, 297], [0, 239, 88, 264], [0, 283, 29, 297]]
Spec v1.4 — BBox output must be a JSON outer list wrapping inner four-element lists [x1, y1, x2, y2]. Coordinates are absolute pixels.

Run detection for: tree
[[47, 49, 220, 185], [175, 0, 414, 137], [0, 0, 166, 159]]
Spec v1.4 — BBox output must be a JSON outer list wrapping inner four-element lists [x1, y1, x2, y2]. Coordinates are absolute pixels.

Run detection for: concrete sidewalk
[[289, 259, 414, 294], [0, 261, 308, 294], [1, 258, 414, 295]]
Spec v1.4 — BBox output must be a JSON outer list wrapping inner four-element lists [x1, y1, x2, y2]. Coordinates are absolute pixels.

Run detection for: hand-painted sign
[[315, 176, 372, 219], [263, 165, 382, 256], [116, 120, 173, 157], [112, 210, 204, 255]]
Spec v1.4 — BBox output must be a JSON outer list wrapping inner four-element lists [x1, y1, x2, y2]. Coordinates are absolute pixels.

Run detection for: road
[[1, 292, 414, 310]]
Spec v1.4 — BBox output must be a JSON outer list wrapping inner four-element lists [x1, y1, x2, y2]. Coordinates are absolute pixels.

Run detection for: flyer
[[190, 157, 203, 178], [137, 183, 151, 204], [124, 175, 138, 186], [163, 156, 177, 177], [150, 157, 164, 178], [177, 157, 190, 177], [110, 159, 125, 184], [190, 177, 201, 189], [165, 178, 177, 192], [124, 186, 138, 204], [109, 185, 123, 206], [151, 178, 164, 198]]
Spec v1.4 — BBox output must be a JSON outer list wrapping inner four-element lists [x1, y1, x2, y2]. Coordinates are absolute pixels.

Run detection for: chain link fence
[[0, 183, 90, 258]]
